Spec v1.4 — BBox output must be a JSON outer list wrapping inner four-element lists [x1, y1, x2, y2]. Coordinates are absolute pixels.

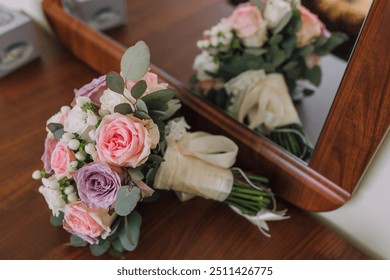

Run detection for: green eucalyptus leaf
[[314, 35, 327, 47], [50, 212, 64, 227], [148, 154, 165, 163], [128, 168, 144, 181], [285, 9, 302, 34], [244, 48, 268, 56], [118, 211, 142, 251], [162, 99, 182, 120], [131, 80, 147, 99], [136, 99, 148, 113], [298, 45, 315, 57], [47, 123, 63, 134], [148, 110, 166, 120], [189, 74, 198, 84], [306, 65, 322, 86], [109, 247, 124, 257], [120, 41, 150, 81], [270, 34, 283, 45], [283, 60, 300, 71], [114, 185, 141, 216], [70, 235, 88, 247], [273, 10, 293, 34], [281, 35, 297, 51], [303, 88, 315, 96], [53, 129, 65, 141], [106, 71, 124, 94], [271, 49, 287, 67], [141, 89, 175, 106], [134, 111, 151, 120], [111, 238, 125, 253], [90, 239, 110, 256], [114, 103, 133, 115], [250, 0, 265, 10]]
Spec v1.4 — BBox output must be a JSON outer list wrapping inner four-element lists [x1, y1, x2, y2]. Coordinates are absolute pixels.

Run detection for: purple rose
[[73, 75, 107, 106], [74, 162, 121, 208], [41, 137, 58, 173]]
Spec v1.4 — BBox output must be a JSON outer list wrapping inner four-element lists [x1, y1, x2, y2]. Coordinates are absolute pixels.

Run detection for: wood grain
[[41, 0, 354, 211], [0, 5, 368, 260], [312, 0, 390, 193]]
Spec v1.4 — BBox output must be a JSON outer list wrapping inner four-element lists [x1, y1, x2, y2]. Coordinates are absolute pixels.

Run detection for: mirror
[[42, 0, 390, 212], [96, 0, 371, 163]]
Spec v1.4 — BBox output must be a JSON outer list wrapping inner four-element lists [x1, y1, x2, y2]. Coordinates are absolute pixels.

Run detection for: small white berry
[[85, 143, 96, 155], [68, 139, 80, 150], [64, 185, 75, 195], [62, 132, 75, 143], [76, 96, 91, 107], [48, 181, 60, 190], [67, 193, 78, 203], [98, 108, 110, 117], [67, 161, 78, 172], [88, 129, 96, 141], [60, 106, 71, 114], [87, 114, 98, 126], [32, 170, 42, 180], [75, 151, 86, 161]]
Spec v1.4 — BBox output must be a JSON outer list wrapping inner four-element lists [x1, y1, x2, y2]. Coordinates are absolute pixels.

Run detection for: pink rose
[[95, 113, 152, 167], [296, 6, 329, 47], [63, 201, 115, 244], [50, 142, 75, 178], [71, 75, 107, 107], [228, 3, 265, 37], [41, 137, 58, 173], [125, 71, 159, 95]]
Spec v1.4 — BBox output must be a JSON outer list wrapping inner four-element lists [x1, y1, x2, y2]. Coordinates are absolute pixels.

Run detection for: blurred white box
[[0, 4, 39, 78], [62, 0, 126, 31]]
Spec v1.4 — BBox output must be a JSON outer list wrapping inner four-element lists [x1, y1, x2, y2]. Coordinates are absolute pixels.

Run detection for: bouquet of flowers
[[191, 0, 347, 161], [33, 41, 286, 257]]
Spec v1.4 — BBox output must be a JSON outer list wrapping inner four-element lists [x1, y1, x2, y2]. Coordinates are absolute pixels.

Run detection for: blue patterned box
[[0, 5, 39, 78], [62, 0, 126, 31]]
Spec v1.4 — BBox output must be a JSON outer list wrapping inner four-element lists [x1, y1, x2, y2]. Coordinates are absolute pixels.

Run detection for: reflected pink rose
[[296, 6, 329, 47], [227, 3, 265, 37], [50, 142, 75, 178]]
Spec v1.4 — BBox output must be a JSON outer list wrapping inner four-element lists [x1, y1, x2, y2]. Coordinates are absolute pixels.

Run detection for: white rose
[[193, 51, 219, 81], [241, 27, 268, 48], [63, 104, 95, 141], [264, 0, 292, 29], [39, 175, 66, 217], [100, 88, 135, 114]]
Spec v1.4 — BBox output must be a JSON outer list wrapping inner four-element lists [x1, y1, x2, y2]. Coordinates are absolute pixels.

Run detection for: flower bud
[[68, 139, 80, 150], [32, 170, 42, 180], [85, 143, 96, 155], [64, 185, 75, 195], [88, 129, 96, 141], [61, 132, 75, 143], [87, 114, 98, 126], [98, 108, 110, 117], [76, 96, 91, 107], [75, 151, 87, 161], [67, 193, 78, 203], [67, 161, 78, 172]]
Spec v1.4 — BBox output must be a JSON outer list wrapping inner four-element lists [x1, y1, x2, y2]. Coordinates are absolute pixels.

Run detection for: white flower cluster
[[196, 19, 233, 50]]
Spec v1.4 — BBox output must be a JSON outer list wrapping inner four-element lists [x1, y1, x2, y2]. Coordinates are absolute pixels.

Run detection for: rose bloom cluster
[[194, 0, 329, 81], [32, 71, 167, 244]]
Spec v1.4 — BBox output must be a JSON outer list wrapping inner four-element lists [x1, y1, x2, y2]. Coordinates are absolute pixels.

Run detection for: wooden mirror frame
[[41, 0, 390, 211]]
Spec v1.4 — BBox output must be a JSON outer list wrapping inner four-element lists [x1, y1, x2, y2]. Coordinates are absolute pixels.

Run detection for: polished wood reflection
[[0, 8, 368, 259]]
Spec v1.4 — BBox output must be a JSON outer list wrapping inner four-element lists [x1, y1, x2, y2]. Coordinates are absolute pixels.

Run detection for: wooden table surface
[[0, 8, 368, 260]]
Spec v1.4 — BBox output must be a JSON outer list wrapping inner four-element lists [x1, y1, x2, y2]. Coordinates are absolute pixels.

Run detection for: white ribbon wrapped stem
[[154, 122, 239, 202], [225, 70, 301, 130]]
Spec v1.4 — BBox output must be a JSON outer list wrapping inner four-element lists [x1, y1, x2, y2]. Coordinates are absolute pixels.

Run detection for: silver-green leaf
[[114, 185, 141, 216], [120, 41, 150, 81], [114, 103, 133, 115], [70, 235, 88, 247], [106, 71, 124, 94], [118, 211, 142, 251], [131, 80, 147, 99]]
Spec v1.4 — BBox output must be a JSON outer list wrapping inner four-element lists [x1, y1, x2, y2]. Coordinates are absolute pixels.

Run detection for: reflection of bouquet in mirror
[[154, 118, 288, 236], [190, 0, 347, 160], [33, 41, 286, 257]]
